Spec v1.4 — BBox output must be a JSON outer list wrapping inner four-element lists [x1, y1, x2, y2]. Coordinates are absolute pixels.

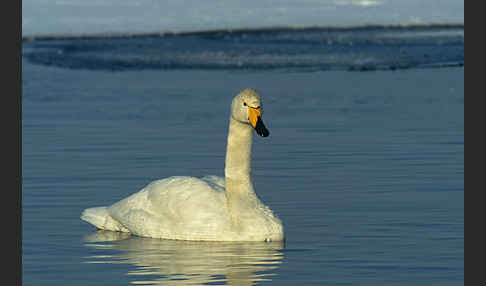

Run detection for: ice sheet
[[22, 0, 464, 37]]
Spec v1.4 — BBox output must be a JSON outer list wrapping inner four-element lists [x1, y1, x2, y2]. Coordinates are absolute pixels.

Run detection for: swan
[[81, 88, 284, 241]]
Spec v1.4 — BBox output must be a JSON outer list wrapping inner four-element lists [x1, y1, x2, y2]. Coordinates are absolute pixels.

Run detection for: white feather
[[81, 89, 284, 241]]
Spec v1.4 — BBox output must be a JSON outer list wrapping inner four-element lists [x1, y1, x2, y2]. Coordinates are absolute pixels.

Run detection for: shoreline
[[22, 22, 464, 42]]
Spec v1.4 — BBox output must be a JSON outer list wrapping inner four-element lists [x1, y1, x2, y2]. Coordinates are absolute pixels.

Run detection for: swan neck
[[224, 117, 257, 227], [224, 117, 253, 182]]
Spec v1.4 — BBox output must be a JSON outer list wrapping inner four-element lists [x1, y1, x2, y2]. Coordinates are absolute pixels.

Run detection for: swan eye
[[243, 102, 247, 106]]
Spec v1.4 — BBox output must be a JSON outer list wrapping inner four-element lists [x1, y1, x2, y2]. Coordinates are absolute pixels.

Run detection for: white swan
[[81, 89, 284, 241]]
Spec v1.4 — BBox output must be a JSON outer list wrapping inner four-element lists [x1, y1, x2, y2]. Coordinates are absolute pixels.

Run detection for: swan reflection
[[83, 231, 284, 285]]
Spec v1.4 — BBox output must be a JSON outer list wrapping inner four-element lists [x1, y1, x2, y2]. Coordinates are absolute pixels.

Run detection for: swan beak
[[248, 107, 270, 137]]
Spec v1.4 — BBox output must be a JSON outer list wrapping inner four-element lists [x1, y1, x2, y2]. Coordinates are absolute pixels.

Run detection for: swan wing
[[107, 176, 229, 240]]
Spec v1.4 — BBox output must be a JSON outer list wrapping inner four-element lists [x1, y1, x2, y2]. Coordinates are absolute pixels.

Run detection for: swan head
[[231, 89, 270, 137]]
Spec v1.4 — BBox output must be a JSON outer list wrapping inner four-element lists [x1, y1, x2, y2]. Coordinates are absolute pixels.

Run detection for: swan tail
[[81, 207, 130, 233]]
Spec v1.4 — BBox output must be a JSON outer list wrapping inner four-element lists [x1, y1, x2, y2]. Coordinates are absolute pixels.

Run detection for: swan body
[[81, 89, 284, 241]]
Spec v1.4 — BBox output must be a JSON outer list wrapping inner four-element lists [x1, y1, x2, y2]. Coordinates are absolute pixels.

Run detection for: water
[[23, 25, 464, 72], [22, 26, 464, 285]]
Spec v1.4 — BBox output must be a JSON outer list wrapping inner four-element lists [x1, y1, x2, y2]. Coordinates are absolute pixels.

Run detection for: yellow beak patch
[[248, 107, 262, 128]]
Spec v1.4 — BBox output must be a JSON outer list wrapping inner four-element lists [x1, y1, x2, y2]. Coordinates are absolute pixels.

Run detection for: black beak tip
[[259, 128, 270, 137], [255, 118, 270, 137]]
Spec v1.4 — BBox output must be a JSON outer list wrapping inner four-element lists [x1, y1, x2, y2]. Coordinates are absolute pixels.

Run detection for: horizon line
[[22, 22, 464, 42]]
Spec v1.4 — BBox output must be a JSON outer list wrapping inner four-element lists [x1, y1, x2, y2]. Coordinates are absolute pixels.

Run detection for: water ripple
[[22, 24, 464, 72]]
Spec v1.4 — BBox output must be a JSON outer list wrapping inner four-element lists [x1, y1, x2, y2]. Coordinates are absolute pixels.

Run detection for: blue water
[[23, 25, 464, 72], [22, 26, 464, 285]]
